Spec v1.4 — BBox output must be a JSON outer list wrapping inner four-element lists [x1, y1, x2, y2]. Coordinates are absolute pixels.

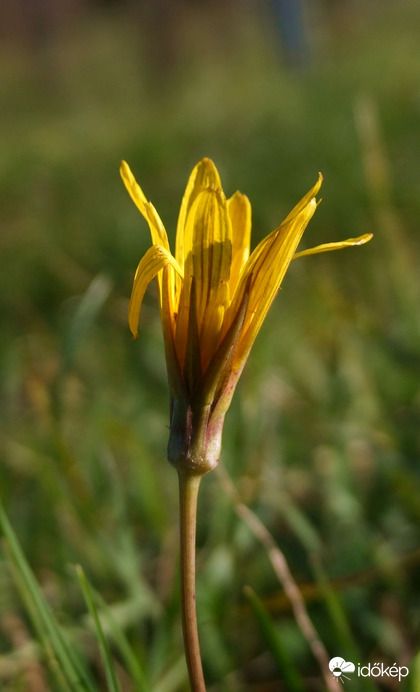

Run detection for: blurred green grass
[[1, 1, 420, 689]]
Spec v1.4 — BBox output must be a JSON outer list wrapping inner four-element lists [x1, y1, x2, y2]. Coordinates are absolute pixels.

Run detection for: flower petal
[[282, 173, 323, 225], [128, 245, 183, 339], [292, 233, 373, 259], [182, 277, 203, 395], [230, 174, 322, 365], [194, 274, 252, 410], [187, 187, 232, 368], [227, 191, 251, 296], [120, 161, 170, 249], [160, 267, 186, 402], [175, 158, 221, 271], [175, 186, 232, 371]]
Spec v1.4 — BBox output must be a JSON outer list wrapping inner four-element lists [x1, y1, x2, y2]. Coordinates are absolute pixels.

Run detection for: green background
[[1, 1, 419, 689]]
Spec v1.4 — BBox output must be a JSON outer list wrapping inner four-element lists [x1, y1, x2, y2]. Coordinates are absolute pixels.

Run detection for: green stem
[[178, 472, 206, 692]]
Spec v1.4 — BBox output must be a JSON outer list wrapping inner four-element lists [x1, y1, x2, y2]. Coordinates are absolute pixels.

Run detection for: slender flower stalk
[[178, 473, 205, 691], [122, 158, 372, 690]]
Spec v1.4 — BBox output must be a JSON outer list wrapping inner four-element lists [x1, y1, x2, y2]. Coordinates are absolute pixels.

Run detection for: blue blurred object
[[268, 0, 309, 66]]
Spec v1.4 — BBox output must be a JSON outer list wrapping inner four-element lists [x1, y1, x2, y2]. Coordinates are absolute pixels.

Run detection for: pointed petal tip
[[356, 232, 373, 244], [314, 172, 323, 195], [195, 157, 220, 179], [337, 232, 373, 247], [293, 232, 373, 260], [120, 160, 138, 190], [229, 189, 250, 204], [120, 160, 130, 176]]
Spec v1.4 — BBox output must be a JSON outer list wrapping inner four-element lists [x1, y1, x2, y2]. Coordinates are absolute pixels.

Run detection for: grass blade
[[62, 273, 113, 370], [0, 500, 95, 691], [89, 589, 150, 691], [311, 556, 377, 692], [244, 585, 305, 692], [2, 541, 73, 692], [76, 566, 121, 692]]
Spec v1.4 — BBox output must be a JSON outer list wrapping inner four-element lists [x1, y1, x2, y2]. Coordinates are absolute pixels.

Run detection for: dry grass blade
[[216, 466, 341, 692]]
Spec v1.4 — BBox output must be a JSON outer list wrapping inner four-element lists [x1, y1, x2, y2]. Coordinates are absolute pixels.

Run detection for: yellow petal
[[292, 233, 373, 259], [120, 161, 169, 249], [175, 186, 232, 371], [182, 277, 203, 394], [191, 187, 233, 364], [175, 158, 221, 271], [282, 173, 323, 225], [160, 267, 186, 402], [128, 245, 183, 339], [227, 191, 251, 296], [195, 274, 252, 410], [230, 175, 322, 364]]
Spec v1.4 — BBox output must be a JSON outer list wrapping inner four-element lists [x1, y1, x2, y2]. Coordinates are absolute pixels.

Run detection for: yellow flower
[[121, 158, 372, 474]]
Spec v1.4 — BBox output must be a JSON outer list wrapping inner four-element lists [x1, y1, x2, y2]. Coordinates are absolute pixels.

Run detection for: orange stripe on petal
[[186, 187, 232, 368], [175, 158, 222, 272]]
